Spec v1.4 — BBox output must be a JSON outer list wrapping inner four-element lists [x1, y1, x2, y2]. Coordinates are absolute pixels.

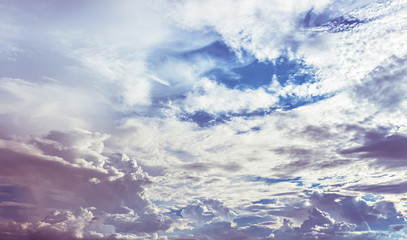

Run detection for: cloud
[[0, 129, 172, 239], [1, 0, 407, 239], [266, 192, 407, 239], [342, 135, 407, 168], [351, 56, 407, 111], [0, 208, 108, 240], [0, 78, 112, 137], [307, 192, 406, 230], [296, 1, 407, 95], [349, 182, 407, 194], [182, 78, 279, 115], [169, 193, 406, 239], [170, 0, 333, 60], [271, 208, 389, 240]]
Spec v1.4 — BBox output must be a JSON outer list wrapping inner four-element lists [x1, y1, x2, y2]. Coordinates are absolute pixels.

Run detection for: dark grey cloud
[[300, 125, 334, 142], [272, 146, 352, 175], [349, 181, 407, 194], [342, 134, 407, 168]]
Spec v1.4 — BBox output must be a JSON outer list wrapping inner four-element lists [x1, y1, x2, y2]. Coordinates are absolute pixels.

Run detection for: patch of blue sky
[[167, 208, 183, 217], [252, 199, 276, 205], [278, 93, 332, 111], [146, 40, 243, 103], [0, 186, 23, 202], [236, 126, 262, 135], [253, 176, 302, 186], [206, 60, 273, 90], [318, 176, 333, 181], [179, 107, 278, 128], [234, 216, 275, 227], [310, 183, 324, 189], [371, 174, 389, 178], [0, 186, 27, 218], [362, 194, 384, 203], [326, 16, 366, 33], [179, 111, 228, 128], [180, 40, 237, 62], [205, 55, 315, 90], [274, 55, 317, 87], [250, 126, 261, 132], [171, 37, 316, 91], [301, 8, 367, 33]]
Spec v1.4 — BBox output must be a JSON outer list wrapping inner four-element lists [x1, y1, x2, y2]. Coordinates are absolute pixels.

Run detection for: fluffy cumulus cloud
[[1, 0, 407, 239], [0, 130, 172, 239]]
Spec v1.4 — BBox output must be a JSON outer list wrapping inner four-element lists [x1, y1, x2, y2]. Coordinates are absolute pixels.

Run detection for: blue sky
[[1, 0, 407, 239]]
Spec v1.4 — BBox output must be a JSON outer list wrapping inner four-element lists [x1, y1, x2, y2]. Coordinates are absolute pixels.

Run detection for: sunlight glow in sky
[[1, 0, 407, 239]]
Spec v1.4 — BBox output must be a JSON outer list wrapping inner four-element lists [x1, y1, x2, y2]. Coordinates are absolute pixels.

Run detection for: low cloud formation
[[272, 208, 388, 240], [0, 130, 172, 239]]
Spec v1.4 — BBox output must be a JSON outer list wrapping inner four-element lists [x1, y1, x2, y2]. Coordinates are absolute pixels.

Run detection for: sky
[[1, 0, 407, 239]]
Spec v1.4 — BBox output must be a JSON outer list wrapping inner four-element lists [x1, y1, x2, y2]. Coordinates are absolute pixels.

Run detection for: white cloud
[[182, 78, 279, 114], [0, 77, 111, 137], [296, 0, 407, 94], [170, 0, 333, 60]]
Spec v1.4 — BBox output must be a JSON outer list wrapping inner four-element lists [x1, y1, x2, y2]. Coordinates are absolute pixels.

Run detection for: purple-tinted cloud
[[272, 208, 388, 240], [349, 181, 407, 194], [342, 135, 407, 168], [0, 130, 172, 239]]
